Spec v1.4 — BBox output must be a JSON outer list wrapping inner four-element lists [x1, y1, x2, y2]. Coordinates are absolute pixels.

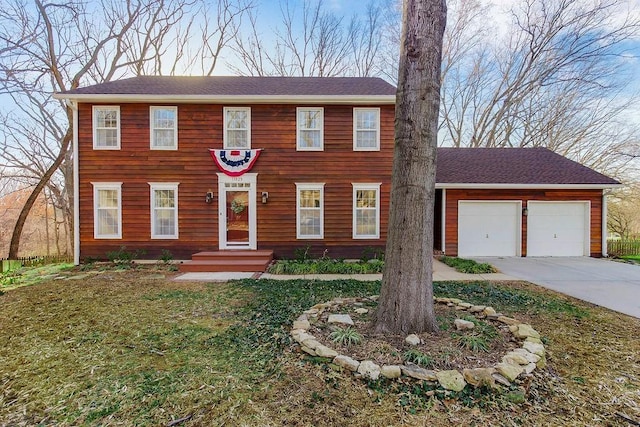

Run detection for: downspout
[[441, 188, 446, 253], [70, 100, 80, 265], [602, 190, 609, 257]]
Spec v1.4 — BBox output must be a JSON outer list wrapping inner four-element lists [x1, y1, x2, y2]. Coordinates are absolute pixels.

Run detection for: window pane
[[227, 110, 247, 129], [153, 129, 175, 147], [96, 109, 118, 128], [153, 109, 175, 128], [300, 130, 320, 148], [356, 210, 376, 235], [299, 110, 321, 129], [98, 189, 118, 208], [357, 190, 377, 208], [227, 130, 248, 147], [356, 130, 377, 148], [356, 110, 377, 130], [155, 209, 176, 236], [97, 209, 118, 235], [154, 189, 175, 208], [300, 190, 320, 208], [300, 210, 320, 236]]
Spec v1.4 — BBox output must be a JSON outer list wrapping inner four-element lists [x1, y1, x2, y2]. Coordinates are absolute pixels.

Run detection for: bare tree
[[608, 184, 640, 239], [373, 0, 447, 334], [0, 0, 251, 259], [439, 0, 640, 177], [228, 0, 387, 77]]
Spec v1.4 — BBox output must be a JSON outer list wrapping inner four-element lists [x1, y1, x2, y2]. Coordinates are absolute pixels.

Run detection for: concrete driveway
[[472, 257, 640, 318]]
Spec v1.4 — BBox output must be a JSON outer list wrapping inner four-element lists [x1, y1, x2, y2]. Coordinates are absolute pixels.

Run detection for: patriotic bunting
[[209, 149, 262, 176]]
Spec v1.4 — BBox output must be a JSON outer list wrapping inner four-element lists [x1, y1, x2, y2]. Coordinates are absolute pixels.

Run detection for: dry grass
[[0, 269, 638, 426]]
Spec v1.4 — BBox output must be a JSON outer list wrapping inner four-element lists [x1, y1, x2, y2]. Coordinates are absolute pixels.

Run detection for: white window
[[353, 183, 381, 239], [297, 107, 324, 151], [92, 183, 122, 239], [224, 107, 251, 149], [353, 108, 380, 151], [93, 106, 120, 149], [149, 183, 179, 239], [296, 183, 324, 239], [150, 106, 177, 149]]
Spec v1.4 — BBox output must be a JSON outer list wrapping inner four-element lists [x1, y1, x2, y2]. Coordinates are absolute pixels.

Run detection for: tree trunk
[[372, 0, 446, 335], [8, 130, 72, 259]]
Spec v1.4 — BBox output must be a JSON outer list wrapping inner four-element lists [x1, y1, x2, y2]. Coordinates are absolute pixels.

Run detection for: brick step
[[179, 259, 270, 273], [191, 250, 273, 262]]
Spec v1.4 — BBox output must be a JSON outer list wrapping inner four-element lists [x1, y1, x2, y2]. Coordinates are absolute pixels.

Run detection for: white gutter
[[436, 183, 622, 190], [602, 190, 610, 257], [52, 93, 396, 105], [70, 100, 80, 265], [441, 189, 446, 253]]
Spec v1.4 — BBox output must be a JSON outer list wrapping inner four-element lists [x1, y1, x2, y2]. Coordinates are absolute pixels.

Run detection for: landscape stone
[[483, 307, 497, 316], [536, 355, 547, 369], [357, 360, 381, 380], [512, 324, 541, 340], [502, 352, 530, 366], [301, 338, 321, 350], [315, 344, 339, 358], [401, 364, 437, 381], [457, 302, 473, 309], [512, 348, 541, 363], [497, 316, 520, 326], [525, 336, 543, 344], [292, 332, 314, 344], [449, 298, 463, 304], [301, 346, 317, 356], [454, 319, 475, 331], [495, 362, 524, 382], [381, 365, 402, 379], [469, 305, 486, 313], [436, 370, 466, 392], [524, 362, 537, 374], [463, 368, 496, 388], [327, 314, 355, 326], [523, 340, 546, 357], [492, 372, 511, 387], [292, 320, 311, 330], [354, 308, 369, 315], [303, 308, 320, 315], [405, 334, 421, 346], [296, 314, 308, 322], [333, 355, 360, 371]]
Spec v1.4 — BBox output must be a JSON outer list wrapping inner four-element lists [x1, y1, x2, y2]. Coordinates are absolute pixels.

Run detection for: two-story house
[[55, 76, 619, 271]]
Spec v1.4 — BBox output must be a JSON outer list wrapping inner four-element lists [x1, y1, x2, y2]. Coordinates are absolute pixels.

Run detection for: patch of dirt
[[308, 301, 520, 371]]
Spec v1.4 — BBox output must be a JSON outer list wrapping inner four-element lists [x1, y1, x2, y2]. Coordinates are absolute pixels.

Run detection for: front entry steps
[[179, 250, 274, 273]]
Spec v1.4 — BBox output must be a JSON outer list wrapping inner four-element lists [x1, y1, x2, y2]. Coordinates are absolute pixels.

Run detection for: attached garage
[[526, 201, 589, 256], [458, 201, 521, 257]]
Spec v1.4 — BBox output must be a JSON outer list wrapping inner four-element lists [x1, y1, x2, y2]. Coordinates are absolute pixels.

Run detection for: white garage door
[[527, 202, 589, 256], [458, 201, 520, 257]]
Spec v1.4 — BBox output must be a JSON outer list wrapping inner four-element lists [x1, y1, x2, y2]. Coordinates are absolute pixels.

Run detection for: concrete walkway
[[473, 257, 640, 319], [174, 259, 516, 282]]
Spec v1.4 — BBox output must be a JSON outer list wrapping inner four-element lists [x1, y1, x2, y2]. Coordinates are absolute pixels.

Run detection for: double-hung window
[[93, 183, 122, 239], [93, 106, 120, 149], [353, 108, 380, 151], [150, 183, 179, 239], [224, 107, 251, 149], [297, 107, 323, 150], [296, 183, 324, 239], [353, 183, 381, 239], [150, 106, 178, 149]]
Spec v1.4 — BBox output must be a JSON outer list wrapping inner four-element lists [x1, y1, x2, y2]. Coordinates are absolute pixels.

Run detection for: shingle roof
[[59, 76, 396, 97], [436, 147, 619, 186]]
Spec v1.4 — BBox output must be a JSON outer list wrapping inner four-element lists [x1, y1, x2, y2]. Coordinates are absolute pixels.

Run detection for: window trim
[[352, 183, 381, 239], [296, 183, 325, 239], [92, 106, 121, 150], [150, 106, 178, 150], [92, 182, 122, 239], [149, 182, 180, 239], [353, 107, 380, 151], [223, 106, 251, 149], [296, 107, 324, 151]]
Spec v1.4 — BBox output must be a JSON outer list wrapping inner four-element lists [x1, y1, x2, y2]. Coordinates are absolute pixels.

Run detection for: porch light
[[205, 190, 214, 204], [261, 192, 269, 204], [522, 207, 528, 216]]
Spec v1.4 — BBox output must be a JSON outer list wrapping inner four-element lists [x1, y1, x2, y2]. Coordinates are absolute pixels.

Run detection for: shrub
[[440, 256, 497, 274], [106, 246, 144, 266], [403, 348, 434, 368], [329, 327, 363, 346]]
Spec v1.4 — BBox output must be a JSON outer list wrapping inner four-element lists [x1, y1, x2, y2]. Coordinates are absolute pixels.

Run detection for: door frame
[[217, 173, 257, 250]]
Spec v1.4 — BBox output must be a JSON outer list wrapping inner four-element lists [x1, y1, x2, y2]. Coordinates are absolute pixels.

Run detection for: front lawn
[[0, 268, 638, 426], [622, 255, 640, 263]]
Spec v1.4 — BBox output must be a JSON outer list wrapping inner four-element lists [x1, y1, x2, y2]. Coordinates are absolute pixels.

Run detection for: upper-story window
[[224, 107, 251, 149], [353, 108, 380, 151], [297, 107, 324, 151], [150, 106, 178, 150], [93, 106, 120, 149]]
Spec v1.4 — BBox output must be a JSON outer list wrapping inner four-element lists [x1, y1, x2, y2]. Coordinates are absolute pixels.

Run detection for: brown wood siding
[[78, 103, 393, 260], [444, 189, 604, 257]]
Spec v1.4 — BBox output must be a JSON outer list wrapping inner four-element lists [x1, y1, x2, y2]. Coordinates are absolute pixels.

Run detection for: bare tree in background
[[373, 0, 447, 334], [0, 0, 251, 259], [439, 0, 640, 177], [228, 0, 387, 77]]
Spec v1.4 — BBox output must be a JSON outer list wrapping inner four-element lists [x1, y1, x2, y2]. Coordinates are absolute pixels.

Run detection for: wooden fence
[[607, 240, 640, 256], [1, 255, 73, 272]]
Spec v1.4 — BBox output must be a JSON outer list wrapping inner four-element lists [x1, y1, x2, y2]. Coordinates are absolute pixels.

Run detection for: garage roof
[[437, 147, 619, 187]]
